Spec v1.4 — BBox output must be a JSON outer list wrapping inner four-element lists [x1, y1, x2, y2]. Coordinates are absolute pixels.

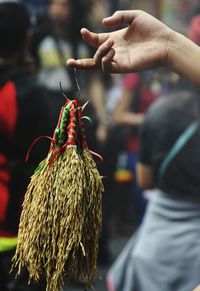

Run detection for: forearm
[[168, 31, 200, 87], [113, 112, 144, 126], [136, 163, 154, 189]]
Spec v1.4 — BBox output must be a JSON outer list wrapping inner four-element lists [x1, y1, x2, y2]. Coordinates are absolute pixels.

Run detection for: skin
[[113, 88, 144, 126], [67, 10, 171, 73], [136, 163, 153, 190], [67, 10, 200, 87], [48, 0, 71, 22]]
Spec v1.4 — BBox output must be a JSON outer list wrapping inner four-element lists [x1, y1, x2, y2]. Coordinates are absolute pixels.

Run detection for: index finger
[[66, 58, 97, 69], [81, 28, 110, 48]]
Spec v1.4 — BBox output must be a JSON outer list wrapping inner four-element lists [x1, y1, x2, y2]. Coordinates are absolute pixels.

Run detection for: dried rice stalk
[[75, 107, 104, 286], [12, 99, 104, 291]]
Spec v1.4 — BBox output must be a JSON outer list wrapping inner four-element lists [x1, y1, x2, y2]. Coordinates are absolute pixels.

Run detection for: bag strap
[[159, 121, 199, 176]]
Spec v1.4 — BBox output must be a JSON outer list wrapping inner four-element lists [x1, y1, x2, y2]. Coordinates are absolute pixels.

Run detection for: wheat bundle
[[12, 98, 104, 291]]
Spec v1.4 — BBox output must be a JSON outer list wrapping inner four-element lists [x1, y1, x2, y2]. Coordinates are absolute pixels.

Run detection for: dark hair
[[0, 2, 30, 57]]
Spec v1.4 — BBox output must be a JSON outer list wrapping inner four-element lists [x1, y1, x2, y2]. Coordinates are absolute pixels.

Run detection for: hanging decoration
[[12, 76, 104, 291]]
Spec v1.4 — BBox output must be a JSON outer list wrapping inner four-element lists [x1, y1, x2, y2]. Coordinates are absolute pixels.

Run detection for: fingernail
[[105, 39, 113, 47]]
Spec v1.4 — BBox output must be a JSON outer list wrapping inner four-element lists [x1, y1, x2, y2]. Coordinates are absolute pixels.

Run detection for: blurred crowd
[[1, 0, 200, 290]]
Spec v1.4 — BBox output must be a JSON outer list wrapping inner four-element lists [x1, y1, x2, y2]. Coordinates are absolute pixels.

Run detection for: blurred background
[[1, 0, 200, 290]]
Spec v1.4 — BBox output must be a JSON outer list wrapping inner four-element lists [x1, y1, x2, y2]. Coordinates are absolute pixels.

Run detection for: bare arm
[[136, 163, 154, 190], [167, 30, 200, 88], [67, 10, 200, 88], [113, 88, 144, 126]]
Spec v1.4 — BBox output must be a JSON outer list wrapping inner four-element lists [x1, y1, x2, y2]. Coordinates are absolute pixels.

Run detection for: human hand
[[67, 10, 172, 74]]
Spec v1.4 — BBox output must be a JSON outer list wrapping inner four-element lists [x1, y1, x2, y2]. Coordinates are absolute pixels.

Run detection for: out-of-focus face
[[48, 0, 71, 22]]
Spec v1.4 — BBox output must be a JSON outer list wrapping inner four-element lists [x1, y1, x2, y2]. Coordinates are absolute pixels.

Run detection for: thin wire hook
[[74, 68, 81, 100], [59, 81, 68, 99]]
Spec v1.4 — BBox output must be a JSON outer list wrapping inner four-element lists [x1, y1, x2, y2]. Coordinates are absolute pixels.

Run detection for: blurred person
[[0, 2, 52, 290], [32, 0, 107, 151], [110, 70, 160, 232], [135, 90, 200, 290], [31, 0, 111, 153], [111, 67, 189, 231], [107, 90, 200, 291], [95, 74, 124, 242], [31, 0, 99, 105]]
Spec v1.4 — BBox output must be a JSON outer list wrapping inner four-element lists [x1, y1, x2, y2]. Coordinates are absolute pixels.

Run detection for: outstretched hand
[[67, 10, 172, 74]]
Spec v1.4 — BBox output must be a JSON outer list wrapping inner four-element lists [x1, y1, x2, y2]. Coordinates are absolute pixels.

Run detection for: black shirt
[[0, 64, 52, 234], [138, 91, 200, 197]]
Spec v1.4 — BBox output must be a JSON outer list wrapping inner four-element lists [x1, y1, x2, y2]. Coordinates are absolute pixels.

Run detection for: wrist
[[167, 30, 200, 86], [165, 29, 178, 69]]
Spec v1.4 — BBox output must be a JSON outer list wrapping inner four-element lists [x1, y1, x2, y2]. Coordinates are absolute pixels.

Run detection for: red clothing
[[0, 82, 17, 223], [0, 64, 51, 237]]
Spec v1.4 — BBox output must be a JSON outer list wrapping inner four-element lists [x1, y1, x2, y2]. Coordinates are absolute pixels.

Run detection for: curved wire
[[59, 81, 68, 99], [74, 68, 81, 100]]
